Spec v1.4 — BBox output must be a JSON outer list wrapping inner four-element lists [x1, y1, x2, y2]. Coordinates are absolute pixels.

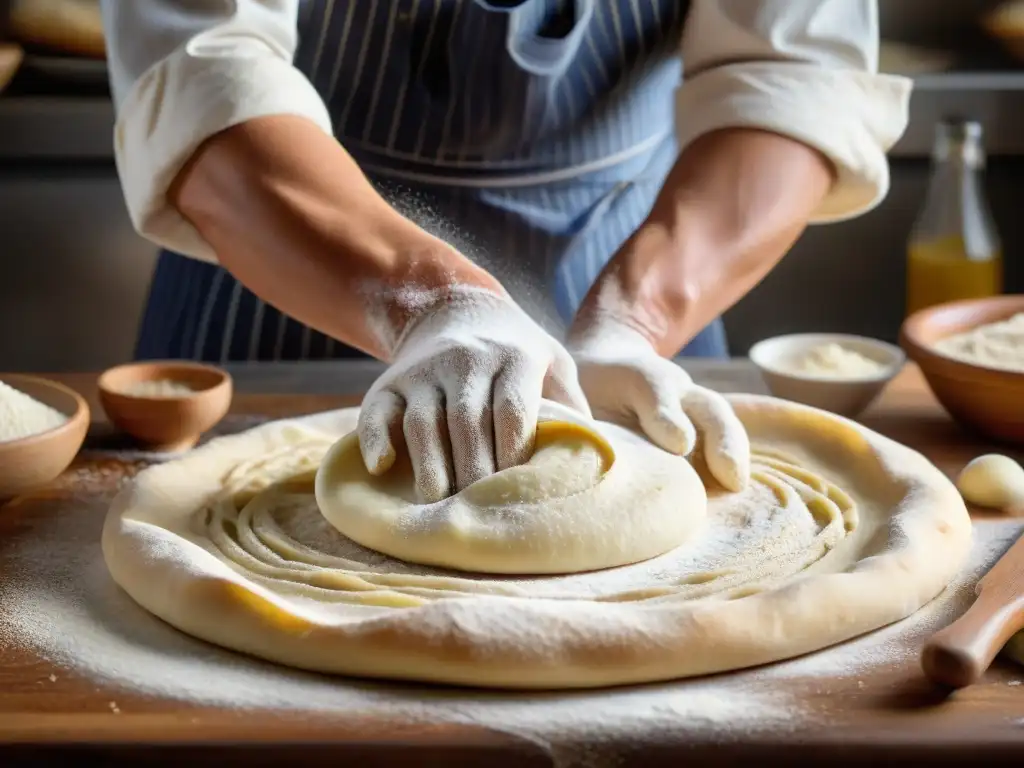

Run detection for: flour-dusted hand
[[359, 286, 591, 503], [568, 321, 750, 492]]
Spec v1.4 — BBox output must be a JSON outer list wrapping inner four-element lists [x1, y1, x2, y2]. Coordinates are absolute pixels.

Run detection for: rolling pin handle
[[921, 587, 1024, 689], [921, 641, 984, 689]]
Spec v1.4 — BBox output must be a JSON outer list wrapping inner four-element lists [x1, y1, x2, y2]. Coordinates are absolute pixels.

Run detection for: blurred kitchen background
[[0, 0, 1022, 371]]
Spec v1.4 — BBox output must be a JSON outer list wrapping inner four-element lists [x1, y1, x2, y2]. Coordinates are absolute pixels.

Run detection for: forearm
[[171, 115, 500, 360], [572, 128, 834, 356]]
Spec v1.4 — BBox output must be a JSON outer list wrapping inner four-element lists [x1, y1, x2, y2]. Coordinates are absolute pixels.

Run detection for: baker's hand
[[358, 286, 591, 503], [567, 321, 750, 492]]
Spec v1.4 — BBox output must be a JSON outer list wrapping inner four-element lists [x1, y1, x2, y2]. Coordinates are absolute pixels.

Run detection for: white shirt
[[101, 0, 911, 263]]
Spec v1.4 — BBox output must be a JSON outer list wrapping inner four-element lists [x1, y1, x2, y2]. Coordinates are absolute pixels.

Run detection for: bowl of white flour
[[749, 333, 905, 418], [0, 374, 89, 500]]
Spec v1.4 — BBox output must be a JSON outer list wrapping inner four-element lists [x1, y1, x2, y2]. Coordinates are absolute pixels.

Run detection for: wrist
[[572, 213, 716, 357], [371, 259, 506, 359], [573, 129, 833, 358], [567, 309, 659, 359]]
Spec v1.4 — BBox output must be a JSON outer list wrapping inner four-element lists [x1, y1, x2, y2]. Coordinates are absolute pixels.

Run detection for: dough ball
[[315, 401, 708, 575], [955, 454, 1024, 511]]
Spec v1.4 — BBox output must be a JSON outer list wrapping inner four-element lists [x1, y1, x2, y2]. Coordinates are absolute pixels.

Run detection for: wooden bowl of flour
[[98, 361, 232, 452], [0, 374, 90, 500], [900, 295, 1024, 444]]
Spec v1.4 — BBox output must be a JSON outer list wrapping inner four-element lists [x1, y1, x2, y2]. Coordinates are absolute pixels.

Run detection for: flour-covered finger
[[633, 374, 698, 457], [357, 389, 404, 475], [492, 357, 544, 471], [402, 387, 453, 503], [446, 379, 497, 491], [681, 388, 751, 492], [544, 350, 592, 418]]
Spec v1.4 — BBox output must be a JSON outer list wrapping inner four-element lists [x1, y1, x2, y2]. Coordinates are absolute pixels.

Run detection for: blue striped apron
[[134, 0, 728, 363]]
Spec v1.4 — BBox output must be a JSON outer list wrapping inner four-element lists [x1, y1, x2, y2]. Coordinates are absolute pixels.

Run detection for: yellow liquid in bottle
[[906, 235, 1002, 316]]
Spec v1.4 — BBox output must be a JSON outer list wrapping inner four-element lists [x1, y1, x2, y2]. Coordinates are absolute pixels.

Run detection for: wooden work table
[[1, 360, 1023, 767]]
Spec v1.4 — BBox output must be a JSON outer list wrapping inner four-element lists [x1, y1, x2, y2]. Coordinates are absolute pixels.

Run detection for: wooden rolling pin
[[921, 531, 1024, 688]]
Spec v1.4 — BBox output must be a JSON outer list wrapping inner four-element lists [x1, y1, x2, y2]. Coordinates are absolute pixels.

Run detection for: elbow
[[111, 50, 333, 261], [673, 64, 912, 222], [675, 2, 908, 220]]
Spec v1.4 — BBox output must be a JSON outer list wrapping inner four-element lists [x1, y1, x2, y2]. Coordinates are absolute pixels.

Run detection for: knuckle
[[449, 391, 489, 422], [659, 406, 694, 433], [684, 388, 729, 419], [501, 347, 529, 369], [405, 367, 437, 388], [441, 344, 483, 375]]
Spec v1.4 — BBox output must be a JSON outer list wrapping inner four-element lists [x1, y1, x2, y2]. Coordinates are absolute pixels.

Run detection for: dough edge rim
[[101, 394, 974, 690]]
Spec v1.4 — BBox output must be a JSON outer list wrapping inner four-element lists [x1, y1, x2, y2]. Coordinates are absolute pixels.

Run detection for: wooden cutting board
[[1, 363, 1023, 767]]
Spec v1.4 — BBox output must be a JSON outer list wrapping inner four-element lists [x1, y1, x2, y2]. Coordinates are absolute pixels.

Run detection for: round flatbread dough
[[314, 401, 707, 574], [102, 394, 973, 690], [956, 454, 1024, 512]]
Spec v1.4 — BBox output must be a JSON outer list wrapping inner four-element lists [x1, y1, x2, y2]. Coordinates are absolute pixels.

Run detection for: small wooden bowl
[[0, 375, 89, 500], [900, 295, 1024, 444], [98, 362, 233, 452]]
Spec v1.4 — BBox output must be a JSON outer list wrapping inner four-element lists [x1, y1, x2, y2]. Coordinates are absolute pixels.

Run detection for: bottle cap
[[933, 117, 984, 166]]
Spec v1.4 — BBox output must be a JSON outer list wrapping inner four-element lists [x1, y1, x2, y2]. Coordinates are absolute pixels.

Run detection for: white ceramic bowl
[[748, 333, 906, 418]]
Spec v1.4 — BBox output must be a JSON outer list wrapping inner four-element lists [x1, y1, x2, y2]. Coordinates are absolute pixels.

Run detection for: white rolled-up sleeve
[[677, 0, 912, 221], [101, 0, 334, 262]]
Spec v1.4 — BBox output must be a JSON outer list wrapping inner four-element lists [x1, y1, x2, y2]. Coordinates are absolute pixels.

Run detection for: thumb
[[634, 377, 697, 456], [681, 388, 751, 492]]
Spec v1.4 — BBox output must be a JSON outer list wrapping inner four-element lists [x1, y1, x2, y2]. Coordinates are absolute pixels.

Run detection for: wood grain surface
[[2, 361, 1023, 767]]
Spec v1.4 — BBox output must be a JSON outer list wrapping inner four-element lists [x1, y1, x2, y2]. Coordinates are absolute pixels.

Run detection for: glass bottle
[[905, 117, 1003, 317]]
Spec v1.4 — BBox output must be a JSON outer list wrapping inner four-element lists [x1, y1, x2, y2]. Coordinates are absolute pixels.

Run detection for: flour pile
[[120, 379, 197, 398], [0, 379, 68, 442], [793, 342, 888, 378], [933, 312, 1024, 373]]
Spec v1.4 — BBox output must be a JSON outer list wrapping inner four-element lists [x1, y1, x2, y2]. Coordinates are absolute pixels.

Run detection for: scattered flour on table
[[761, 520, 1020, 679], [0, 379, 68, 442], [0, 478, 1020, 768], [80, 414, 271, 464]]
